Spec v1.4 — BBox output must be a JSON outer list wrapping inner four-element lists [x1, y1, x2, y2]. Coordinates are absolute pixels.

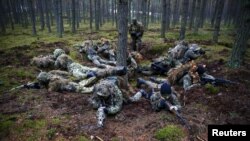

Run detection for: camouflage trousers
[[88, 55, 116, 68]]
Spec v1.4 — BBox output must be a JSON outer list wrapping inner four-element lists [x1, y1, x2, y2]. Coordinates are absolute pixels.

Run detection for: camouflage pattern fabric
[[31, 55, 55, 68], [90, 80, 123, 114]]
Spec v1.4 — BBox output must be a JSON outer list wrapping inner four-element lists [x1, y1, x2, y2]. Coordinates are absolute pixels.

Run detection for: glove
[[199, 50, 205, 55], [170, 106, 178, 111]]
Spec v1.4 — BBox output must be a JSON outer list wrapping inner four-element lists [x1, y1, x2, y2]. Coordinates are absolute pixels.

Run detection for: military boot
[[115, 66, 127, 76]]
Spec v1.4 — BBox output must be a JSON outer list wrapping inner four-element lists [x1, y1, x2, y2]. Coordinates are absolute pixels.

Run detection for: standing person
[[128, 18, 144, 51]]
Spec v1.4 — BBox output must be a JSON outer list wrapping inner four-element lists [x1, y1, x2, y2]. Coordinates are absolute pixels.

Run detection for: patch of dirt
[[1, 41, 250, 140], [218, 49, 230, 56]]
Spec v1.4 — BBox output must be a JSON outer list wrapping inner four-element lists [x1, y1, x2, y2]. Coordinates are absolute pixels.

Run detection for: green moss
[[205, 83, 220, 94], [77, 136, 90, 141], [46, 128, 57, 140], [155, 125, 185, 141], [23, 119, 46, 129], [0, 116, 14, 138]]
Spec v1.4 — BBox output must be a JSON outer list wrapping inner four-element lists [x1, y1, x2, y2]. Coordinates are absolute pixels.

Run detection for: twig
[[95, 136, 104, 141], [196, 135, 206, 141]]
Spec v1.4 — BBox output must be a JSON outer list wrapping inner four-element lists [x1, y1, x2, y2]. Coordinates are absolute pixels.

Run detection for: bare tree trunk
[[112, 0, 115, 26], [72, 0, 76, 33], [172, 0, 179, 28], [89, 0, 93, 31], [58, 0, 63, 37], [38, 0, 45, 30], [44, 0, 51, 32], [211, 0, 219, 27], [117, 0, 128, 86], [200, 0, 207, 28], [193, 0, 201, 34], [179, 0, 189, 40], [189, 0, 196, 29], [228, 0, 250, 68], [141, 0, 147, 27], [161, 0, 167, 38], [0, 0, 6, 33], [28, 0, 36, 35], [212, 0, 225, 43], [166, 0, 170, 30]]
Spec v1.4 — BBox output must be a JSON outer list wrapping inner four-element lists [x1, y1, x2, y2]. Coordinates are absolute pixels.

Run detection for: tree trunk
[[211, 0, 219, 27], [172, 0, 179, 28], [179, 0, 189, 40], [161, 0, 167, 38], [146, 0, 150, 28], [112, 0, 115, 26], [141, 0, 147, 27], [212, 0, 225, 43], [44, 0, 51, 32], [89, 0, 93, 31], [189, 0, 196, 29], [228, 0, 250, 68], [200, 0, 207, 28], [94, 0, 100, 30], [117, 0, 128, 86], [0, 0, 6, 33], [38, 0, 45, 30], [166, 0, 171, 30], [7, 0, 14, 30], [193, 0, 201, 34], [59, 0, 63, 36], [72, 0, 76, 33], [28, 0, 36, 35]]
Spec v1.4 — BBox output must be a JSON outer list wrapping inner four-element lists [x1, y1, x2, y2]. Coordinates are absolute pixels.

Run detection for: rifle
[[151, 62, 169, 75], [165, 100, 191, 130], [201, 77, 238, 85], [10, 82, 41, 91]]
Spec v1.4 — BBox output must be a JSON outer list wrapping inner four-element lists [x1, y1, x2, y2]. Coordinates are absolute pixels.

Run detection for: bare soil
[[0, 41, 249, 141]]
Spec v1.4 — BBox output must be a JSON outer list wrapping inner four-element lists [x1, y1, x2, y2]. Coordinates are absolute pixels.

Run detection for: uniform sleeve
[[90, 95, 101, 109], [170, 94, 181, 110], [107, 85, 123, 114], [187, 50, 200, 59], [130, 57, 138, 69]]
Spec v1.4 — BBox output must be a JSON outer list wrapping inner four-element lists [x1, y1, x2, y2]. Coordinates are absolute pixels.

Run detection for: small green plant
[[205, 83, 220, 94], [47, 128, 57, 140], [154, 125, 185, 141]]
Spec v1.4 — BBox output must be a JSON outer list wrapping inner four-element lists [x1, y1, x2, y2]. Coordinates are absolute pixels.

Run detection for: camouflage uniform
[[31, 48, 66, 68], [181, 44, 204, 63], [36, 70, 94, 93], [55, 54, 126, 80], [97, 41, 116, 61], [127, 52, 138, 76], [165, 41, 189, 67], [31, 55, 55, 68], [129, 79, 181, 111], [90, 79, 123, 113], [129, 19, 144, 51], [79, 41, 116, 68]]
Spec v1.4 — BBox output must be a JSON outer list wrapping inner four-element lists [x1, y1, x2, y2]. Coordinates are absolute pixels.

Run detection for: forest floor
[[0, 23, 250, 141]]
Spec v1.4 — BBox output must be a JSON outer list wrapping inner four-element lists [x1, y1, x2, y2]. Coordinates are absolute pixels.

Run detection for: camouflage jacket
[[129, 22, 144, 36], [90, 80, 123, 114], [150, 91, 181, 111]]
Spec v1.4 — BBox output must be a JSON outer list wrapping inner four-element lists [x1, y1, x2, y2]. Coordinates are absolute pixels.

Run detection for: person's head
[[132, 17, 137, 25], [37, 72, 50, 85], [55, 54, 73, 69], [160, 82, 172, 96], [53, 49, 66, 59], [95, 81, 114, 99], [196, 64, 207, 75]]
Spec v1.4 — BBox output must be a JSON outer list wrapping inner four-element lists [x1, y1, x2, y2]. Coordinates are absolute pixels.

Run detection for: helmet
[[53, 49, 65, 58], [95, 81, 113, 97], [132, 17, 137, 24], [37, 72, 50, 85], [55, 54, 73, 69], [160, 82, 172, 95]]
